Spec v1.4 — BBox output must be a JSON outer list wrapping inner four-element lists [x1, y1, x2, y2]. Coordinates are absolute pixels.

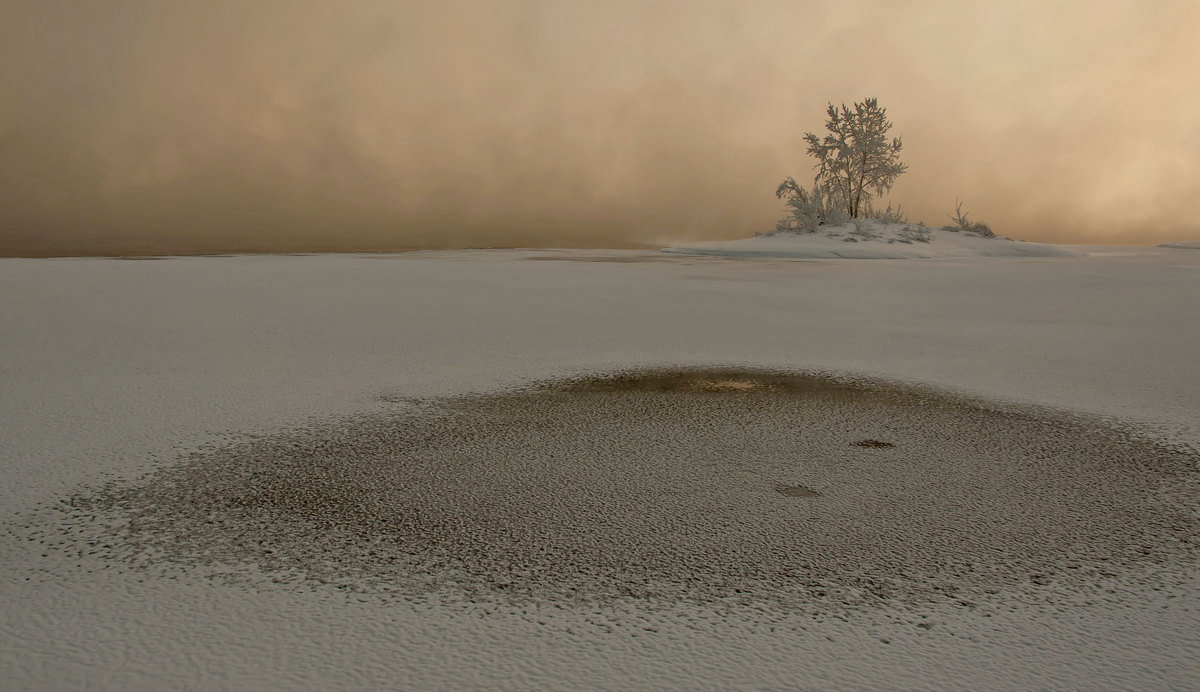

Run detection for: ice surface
[[2, 247, 1199, 689]]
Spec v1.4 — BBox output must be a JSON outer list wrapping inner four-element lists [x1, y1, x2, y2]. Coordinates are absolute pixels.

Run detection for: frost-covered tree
[[801, 97, 906, 218], [773, 176, 848, 232]]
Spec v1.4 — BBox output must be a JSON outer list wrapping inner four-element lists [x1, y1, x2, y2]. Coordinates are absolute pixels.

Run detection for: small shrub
[[774, 177, 849, 233], [850, 219, 880, 240], [898, 224, 932, 243], [864, 201, 907, 224], [947, 199, 995, 238]]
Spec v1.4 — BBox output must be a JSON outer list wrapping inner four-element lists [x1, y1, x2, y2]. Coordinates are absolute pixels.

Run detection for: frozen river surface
[[2, 247, 1198, 689]]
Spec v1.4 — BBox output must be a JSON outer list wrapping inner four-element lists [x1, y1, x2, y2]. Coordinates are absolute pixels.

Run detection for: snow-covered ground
[[2, 246, 1199, 689], [665, 221, 1077, 259]]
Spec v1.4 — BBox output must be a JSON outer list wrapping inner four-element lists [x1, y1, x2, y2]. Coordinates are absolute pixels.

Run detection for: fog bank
[[3, 0, 1198, 255]]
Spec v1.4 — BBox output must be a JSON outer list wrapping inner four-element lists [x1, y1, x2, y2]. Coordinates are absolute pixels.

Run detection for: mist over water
[[3, 0, 1198, 255]]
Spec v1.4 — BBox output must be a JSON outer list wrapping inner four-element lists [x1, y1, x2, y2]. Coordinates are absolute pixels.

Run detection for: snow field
[[2, 247, 1199, 689]]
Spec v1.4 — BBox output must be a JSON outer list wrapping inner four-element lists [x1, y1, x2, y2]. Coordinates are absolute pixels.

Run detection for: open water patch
[[45, 367, 1200, 613]]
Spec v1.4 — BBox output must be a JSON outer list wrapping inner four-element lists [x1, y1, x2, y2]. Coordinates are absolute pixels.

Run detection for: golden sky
[[2, 0, 1198, 255]]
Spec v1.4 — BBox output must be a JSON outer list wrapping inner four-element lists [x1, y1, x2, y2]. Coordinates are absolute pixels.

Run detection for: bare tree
[[802, 98, 906, 218]]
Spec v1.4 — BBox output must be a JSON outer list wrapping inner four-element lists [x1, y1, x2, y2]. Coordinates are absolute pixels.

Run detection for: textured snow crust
[[48, 369, 1198, 614], [3, 247, 1200, 689]]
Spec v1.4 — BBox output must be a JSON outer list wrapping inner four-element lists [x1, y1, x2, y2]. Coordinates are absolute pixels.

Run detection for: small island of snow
[[664, 220, 1077, 260], [1158, 240, 1200, 250]]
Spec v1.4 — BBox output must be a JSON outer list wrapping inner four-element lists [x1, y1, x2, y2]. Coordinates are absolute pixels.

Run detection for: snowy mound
[[664, 220, 1077, 259], [1159, 240, 1200, 250]]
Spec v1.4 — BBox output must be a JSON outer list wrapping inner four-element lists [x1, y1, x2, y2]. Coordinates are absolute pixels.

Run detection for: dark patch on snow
[[43, 367, 1200, 615], [852, 439, 895, 448], [776, 485, 820, 497]]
